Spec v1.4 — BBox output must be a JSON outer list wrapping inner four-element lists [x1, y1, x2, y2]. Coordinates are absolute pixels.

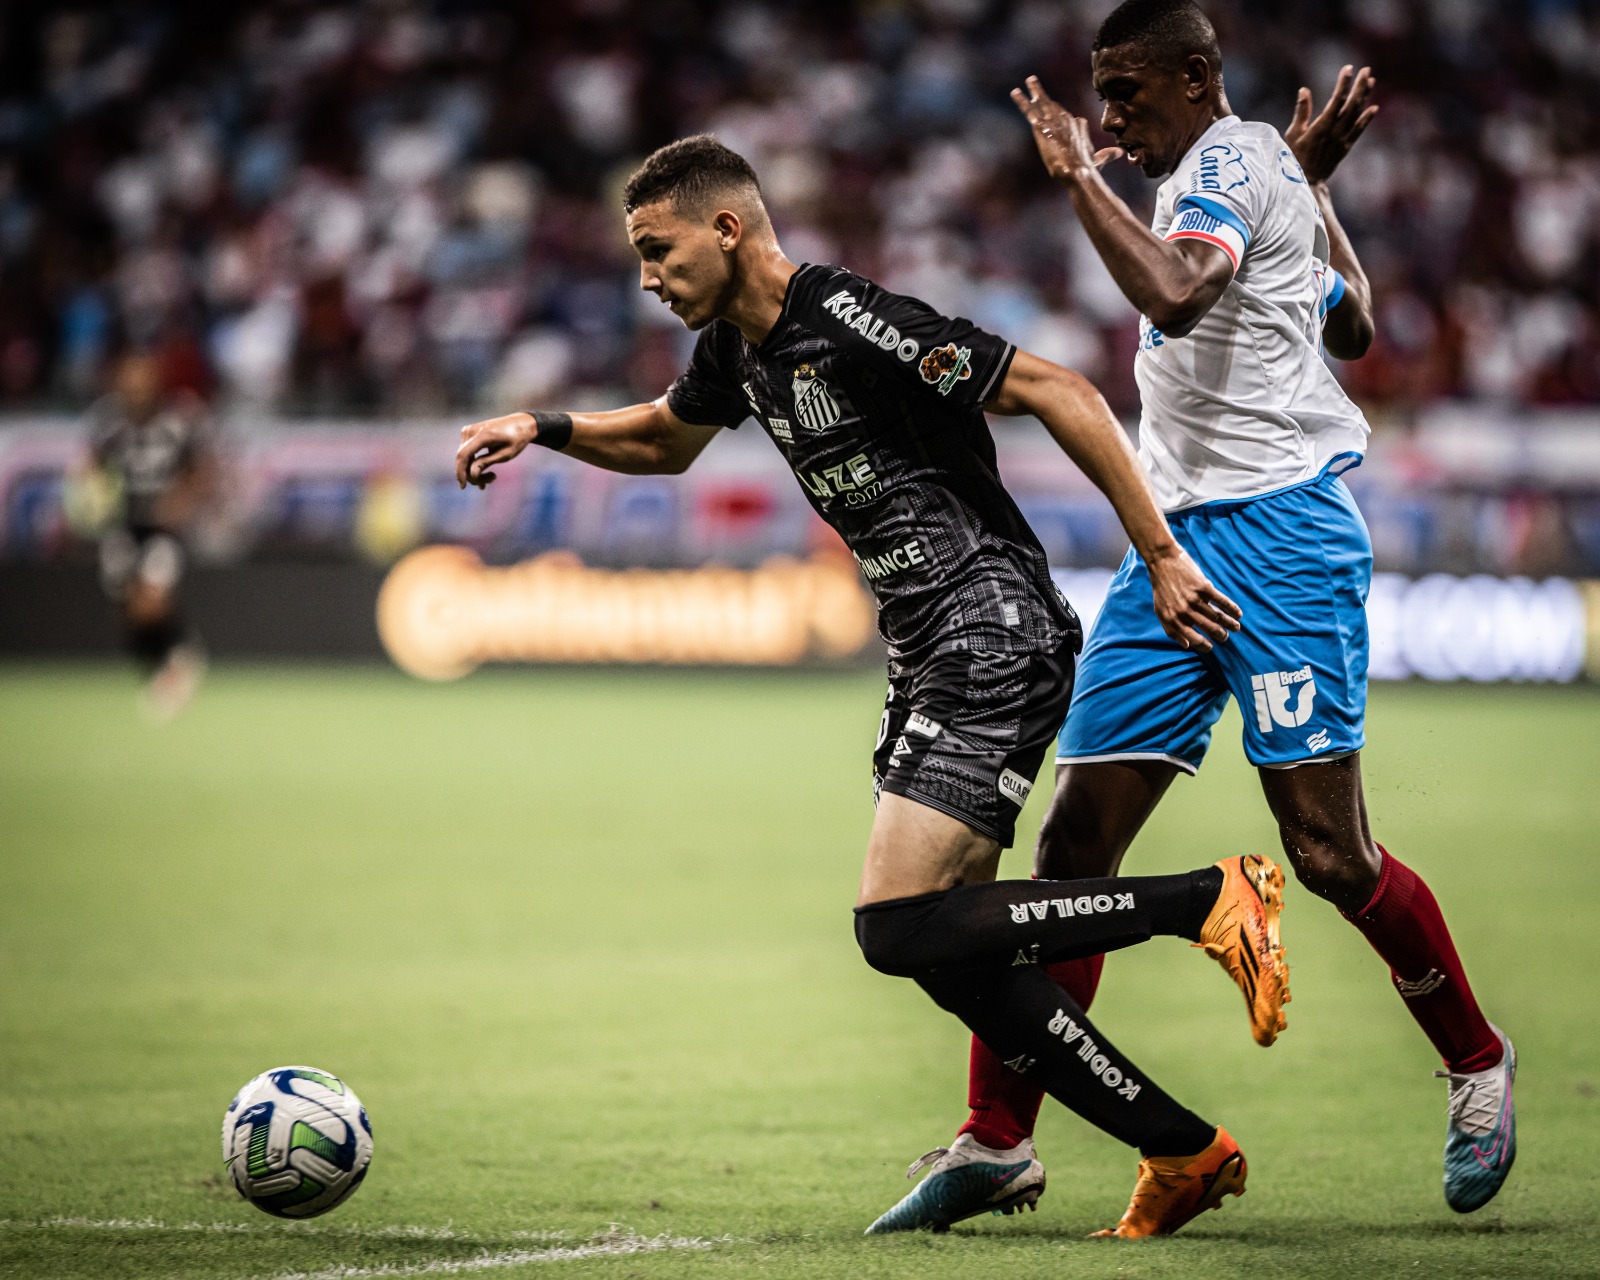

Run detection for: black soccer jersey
[[89, 396, 210, 531], [666, 263, 1078, 664]]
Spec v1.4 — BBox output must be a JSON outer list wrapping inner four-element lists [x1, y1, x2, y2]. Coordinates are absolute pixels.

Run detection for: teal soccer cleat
[[1439, 1025, 1517, 1213], [865, 1134, 1045, 1234]]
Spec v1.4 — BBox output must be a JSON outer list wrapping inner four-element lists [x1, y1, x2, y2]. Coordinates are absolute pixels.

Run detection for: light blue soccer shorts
[[1058, 464, 1372, 773]]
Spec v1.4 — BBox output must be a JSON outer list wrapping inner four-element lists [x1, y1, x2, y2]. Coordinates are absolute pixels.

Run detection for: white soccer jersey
[[1134, 114, 1369, 511]]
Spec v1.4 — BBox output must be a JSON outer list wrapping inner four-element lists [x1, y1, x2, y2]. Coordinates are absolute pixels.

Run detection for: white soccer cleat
[[864, 1133, 1046, 1234], [1438, 1025, 1517, 1213], [143, 642, 207, 723]]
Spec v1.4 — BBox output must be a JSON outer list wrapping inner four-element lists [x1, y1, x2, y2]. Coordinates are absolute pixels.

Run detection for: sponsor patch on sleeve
[[1165, 195, 1251, 274], [918, 343, 973, 395]]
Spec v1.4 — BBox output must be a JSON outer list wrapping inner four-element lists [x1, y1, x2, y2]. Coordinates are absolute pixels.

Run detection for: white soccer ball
[[222, 1066, 373, 1218]]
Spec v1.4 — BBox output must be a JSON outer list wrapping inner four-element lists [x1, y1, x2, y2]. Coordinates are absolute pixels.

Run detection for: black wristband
[[530, 411, 573, 452]]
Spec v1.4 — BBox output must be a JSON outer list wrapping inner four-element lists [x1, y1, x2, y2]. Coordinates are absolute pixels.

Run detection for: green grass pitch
[[2, 665, 1598, 1279]]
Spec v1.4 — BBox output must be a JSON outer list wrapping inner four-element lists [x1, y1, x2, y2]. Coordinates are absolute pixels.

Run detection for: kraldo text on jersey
[[666, 264, 1078, 666]]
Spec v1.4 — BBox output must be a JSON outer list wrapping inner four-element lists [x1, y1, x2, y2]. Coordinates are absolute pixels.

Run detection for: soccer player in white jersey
[[869, 0, 1515, 1238]]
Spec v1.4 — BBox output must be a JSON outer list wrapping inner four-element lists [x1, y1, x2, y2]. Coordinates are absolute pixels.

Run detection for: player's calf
[[960, 955, 1105, 1152], [1259, 753, 1382, 915], [856, 858, 1290, 1050], [1344, 847, 1502, 1074], [854, 868, 1222, 977]]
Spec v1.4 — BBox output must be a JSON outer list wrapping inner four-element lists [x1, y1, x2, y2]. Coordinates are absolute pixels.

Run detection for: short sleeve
[[1319, 267, 1347, 319], [171, 393, 214, 463], [788, 266, 1015, 411], [89, 422, 118, 464], [1164, 135, 1268, 275], [86, 400, 121, 463], [665, 326, 750, 429]]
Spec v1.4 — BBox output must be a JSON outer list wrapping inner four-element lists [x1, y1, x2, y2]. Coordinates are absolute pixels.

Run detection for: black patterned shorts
[[872, 637, 1078, 848]]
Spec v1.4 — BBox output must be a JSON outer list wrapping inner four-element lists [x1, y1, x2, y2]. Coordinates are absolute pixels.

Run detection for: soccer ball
[[222, 1066, 373, 1218]]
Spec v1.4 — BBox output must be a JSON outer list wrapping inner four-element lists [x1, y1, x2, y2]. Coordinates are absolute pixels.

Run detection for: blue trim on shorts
[[1165, 452, 1363, 518]]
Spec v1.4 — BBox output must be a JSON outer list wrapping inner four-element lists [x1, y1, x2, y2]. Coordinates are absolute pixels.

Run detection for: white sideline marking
[[0, 1218, 566, 1243], [0, 1219, 734, 1275], [259, 1232, 731, 1279], [0, 1218, 248, 1235]]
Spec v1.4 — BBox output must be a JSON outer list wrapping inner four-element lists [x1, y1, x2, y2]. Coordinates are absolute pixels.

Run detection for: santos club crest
[[791, 363, 842, 431]]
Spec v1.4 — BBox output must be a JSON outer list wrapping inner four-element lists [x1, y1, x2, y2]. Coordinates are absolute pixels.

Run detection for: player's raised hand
[[455, 412, 536, 489], [1147, 549, 1242, 653], [1286, 64, 1378, 185], [1010, 75, 1123, 185]]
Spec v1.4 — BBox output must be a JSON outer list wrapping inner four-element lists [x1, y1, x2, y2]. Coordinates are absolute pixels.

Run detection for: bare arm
[[154, 441, 220, 528], [1286, 65, 1379, 360], [988, 351, 1240, 650], [1309, 185, 1373, 359], [155, 400, 222, 527], [1010, 77, 1233, 338], [455, 399, 722, 489]]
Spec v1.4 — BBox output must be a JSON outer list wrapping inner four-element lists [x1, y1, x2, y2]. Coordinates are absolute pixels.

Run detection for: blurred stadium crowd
[[1, 0, 1599, 421]]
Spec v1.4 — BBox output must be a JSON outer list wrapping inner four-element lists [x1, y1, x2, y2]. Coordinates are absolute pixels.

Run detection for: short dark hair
[[622, 134, 763, 216], [1093, 0, 1222, 72]]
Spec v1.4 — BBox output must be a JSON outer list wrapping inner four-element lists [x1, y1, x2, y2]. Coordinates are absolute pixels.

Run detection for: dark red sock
[[1346, 847, 1500, 1074], [959, 954, 1106, 1149]]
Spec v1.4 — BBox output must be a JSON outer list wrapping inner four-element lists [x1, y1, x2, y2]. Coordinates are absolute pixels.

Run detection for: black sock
[[855, 867, 1222, 977], [127, 617, 183, 674], [917, 961, 1216, 1157]]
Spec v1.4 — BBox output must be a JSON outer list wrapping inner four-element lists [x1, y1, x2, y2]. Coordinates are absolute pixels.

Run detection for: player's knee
[[1035, 791, 1113, 880], [126, 583, 172, 625], [853, 894, 947, 977], [1034, 814, 1117, 880], [1034, 762, 1158, 879], [1280, 830, 1379, 905], [1033, 798, 1074, 878]]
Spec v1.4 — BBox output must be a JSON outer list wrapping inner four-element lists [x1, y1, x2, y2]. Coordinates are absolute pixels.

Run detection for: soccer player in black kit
[[455, 136, 1288, 1238], [81, 348, 216, 720]]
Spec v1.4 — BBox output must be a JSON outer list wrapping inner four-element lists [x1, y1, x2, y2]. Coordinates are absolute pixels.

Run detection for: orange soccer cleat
[[1091, 1127, 1248, 1239], [1195, 854, 1290, 1046]]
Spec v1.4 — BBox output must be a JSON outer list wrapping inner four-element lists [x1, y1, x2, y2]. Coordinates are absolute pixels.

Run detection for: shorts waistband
[[1166, 452, 1363, 521]]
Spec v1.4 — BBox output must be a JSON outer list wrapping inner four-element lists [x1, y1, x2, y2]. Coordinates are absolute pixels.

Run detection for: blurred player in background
[[898, 0, 1514, 1234], [457, 134, 1296, 1239], [79, 349, 216, 720]]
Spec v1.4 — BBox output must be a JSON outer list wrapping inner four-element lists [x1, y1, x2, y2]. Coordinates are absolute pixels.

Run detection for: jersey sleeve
[[1319, 267, 1347, 319], [172, 392, 215, 465], [789, 265, 1016, 411], [86, 400, 121, 465], [1164, 135, 1270, 276], [89, 423, 118, 465], [665, 326, 750, 429]]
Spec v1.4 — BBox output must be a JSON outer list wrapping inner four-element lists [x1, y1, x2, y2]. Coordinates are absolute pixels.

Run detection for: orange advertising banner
[[377, 546, 878, 679]]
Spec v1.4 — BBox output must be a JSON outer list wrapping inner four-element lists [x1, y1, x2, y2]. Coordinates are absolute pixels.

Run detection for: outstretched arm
[[455, 400, 722, 488], [1287, 65, 1379, 360], [988, 351, 1241, 651], [1010, 77, 1233, 338]]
